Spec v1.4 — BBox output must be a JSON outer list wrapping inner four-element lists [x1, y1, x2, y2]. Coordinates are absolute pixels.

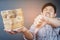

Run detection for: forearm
[[47, 18, 60, 27], [22, 27, 33, 40]]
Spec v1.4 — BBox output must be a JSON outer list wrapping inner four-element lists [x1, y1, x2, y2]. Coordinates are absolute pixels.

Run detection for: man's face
[[42, 6, 56, 18]]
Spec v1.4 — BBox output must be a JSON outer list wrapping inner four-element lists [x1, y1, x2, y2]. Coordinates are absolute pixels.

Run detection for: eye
[[44, 8, 47, 11]]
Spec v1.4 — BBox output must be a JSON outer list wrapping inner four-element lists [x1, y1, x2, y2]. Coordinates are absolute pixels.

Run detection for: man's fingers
[[4, 30, 16, 34]]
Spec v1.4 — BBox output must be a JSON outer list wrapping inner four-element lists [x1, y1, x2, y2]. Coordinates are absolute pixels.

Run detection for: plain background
[[0, 0, 60, 40]]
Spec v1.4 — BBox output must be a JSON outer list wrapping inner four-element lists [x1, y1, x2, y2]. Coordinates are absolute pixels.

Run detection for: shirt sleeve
[[29, 24, 35, 33]]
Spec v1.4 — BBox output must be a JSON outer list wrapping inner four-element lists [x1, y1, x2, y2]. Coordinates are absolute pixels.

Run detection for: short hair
[[42, 3, 56, 13]]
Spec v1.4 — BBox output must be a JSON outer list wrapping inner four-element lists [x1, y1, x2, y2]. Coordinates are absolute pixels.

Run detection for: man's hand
[[4, 27, 25, 34], [5, 30, 17, 34], [34, 14, 46, 28], [33, 15, 47, 35]]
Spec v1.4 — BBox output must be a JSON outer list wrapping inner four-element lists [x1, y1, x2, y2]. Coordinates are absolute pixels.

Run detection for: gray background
[[0, 0, 60, 40]]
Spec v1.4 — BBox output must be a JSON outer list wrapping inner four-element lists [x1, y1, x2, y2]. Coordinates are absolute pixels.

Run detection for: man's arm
[[44, 17, 60, 27], [5, 27, 33, 40], [21, 27, 33, 40]]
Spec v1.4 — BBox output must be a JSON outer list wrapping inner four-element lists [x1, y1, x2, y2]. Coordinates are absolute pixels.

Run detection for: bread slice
[[1, 8, 24, 31]]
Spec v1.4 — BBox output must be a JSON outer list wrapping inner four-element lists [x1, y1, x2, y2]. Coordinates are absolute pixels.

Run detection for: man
[[5, 3, 60, 40]]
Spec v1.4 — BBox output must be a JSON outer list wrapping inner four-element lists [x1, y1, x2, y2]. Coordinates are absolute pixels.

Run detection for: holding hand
[[4, 26, 26, 34]]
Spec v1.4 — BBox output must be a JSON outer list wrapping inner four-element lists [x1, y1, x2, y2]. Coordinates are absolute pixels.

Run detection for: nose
[[45, 12, 50, 17]]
